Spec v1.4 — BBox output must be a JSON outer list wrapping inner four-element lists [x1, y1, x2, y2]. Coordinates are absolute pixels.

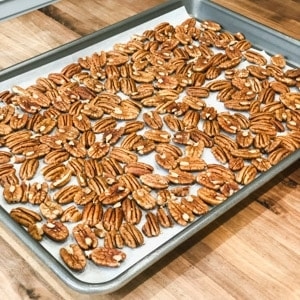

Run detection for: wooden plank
[[212, 0, 300, 39], [0, 10, 80, 69]]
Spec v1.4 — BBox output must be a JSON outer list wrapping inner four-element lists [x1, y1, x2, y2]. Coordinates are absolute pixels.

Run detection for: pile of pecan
[[0, 18, 299, 272]]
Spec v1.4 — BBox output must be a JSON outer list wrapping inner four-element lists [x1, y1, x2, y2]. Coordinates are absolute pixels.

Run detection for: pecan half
[[42, 220, 69, 242], [73, 223, 98, 250], [60, 244, 87, 272], [90, 247, 126, 267]]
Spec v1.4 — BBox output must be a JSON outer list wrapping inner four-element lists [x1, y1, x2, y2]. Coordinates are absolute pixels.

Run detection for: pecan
[[57, 115, 73, 129], [172, 131, 193, 145], [110, 103, 140, 120], [109, 147, 138, 164], [206, 79, 232, 91], [63, 140, 86, 158], [121, 198, 142, 225], [73, 187, 96, 205], [53, 185, 82, 204], [83, 159, 103, 179], [3, 183, 23, 203], [123, 120, 145, 134], [81, 202, 103, 227], [92, 116, 117, 134], [81, 103, 104, 119], [224, 99, 252, 111], [102, 127, 124, 145], [102, 207, 124, 231], [270, 54, 286, 68], [203, 119, 220, 137], [181, 195, 209, 215], [40, 200, 63, 219], [32, 117, 56, 135], [189, 128, 214, 147], [220, 181, 240, 197], [217, 112, 241, 134], [185, 86, 209, 98], [157, 189, 175, 206], [104, 230, 124, 249], [124, 161, 153, 177], [27, 182, 50, 204], [0, 151, 12, 164], [251, 157, 272, 172], [18, 159, 38, 180], [28, 223, 44, 241], [101, 183, 131, 205], [231, 148, 262, 159], [101, 157, 123, 177], [155, 152, 178, 170], [185, 141, 205, 158], [211, 144, 230, 164], [228, 156, 245, 171], [156, 207, 173, 228], [10, 138, 40, 155], [167, 200, 195, 226], [254, 132, 271, 149], [72, 114, 92, 132], [119, 173, 142, 192], [87, 142, 110, 159], [132, 188, 157, 210], [143, 129, 171, 143], [276, 135, 299, 152], [140, 173, 169, 189], [182, 95, 206, 110], [73, 223, 98, 250], [197, 187, 227, 205], [163, 114, 185, 132], [182, 110, 200, 129], [235, 165, 258, 185], [121, 132, 142, 150], [9, 113, 28, 130], [143, 110, 163, 129], [268, 147, 291, 165], [133, 138, 156, 155], [169, 186, 189, 198], [168, 168, 195, 185], [42, 220, 69, 242], [44, 149, 69, 165], [60, 244, 87, 272], [10, 207, 42, 227], [201, 107, 217, 121], [236, 130, 254, 148], [196, 170, 226, 190], [156, 143, 183, 158], [201, 19, 221, 31], [119, 223, 144, 248], [61, 63, 82, 78], [177, 156, 207, 171], [61, 205, 82, 223], [0, 163, 16, 179], [90, 247, 126, 267], [280, 92, 300, 110], [243, 49, 267, 65], [142, 212, 160, 237]]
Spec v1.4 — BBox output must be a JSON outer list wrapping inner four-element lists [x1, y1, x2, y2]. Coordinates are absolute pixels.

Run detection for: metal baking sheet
[[0, 0, 299, 294], [0, 0, 58, 22]]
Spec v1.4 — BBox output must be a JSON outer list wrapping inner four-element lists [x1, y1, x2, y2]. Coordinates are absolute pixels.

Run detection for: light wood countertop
[[0, 0, 299, 299]]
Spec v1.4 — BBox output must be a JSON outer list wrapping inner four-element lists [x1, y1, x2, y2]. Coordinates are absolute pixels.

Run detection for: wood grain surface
[[0, 0, 299, 299]]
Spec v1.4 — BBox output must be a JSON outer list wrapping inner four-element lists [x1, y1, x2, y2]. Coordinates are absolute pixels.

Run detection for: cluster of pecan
[[0, 17, 299, 272]]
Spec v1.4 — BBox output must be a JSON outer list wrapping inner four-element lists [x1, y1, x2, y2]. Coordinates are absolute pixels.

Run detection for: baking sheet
[[0, 0, 299, 294], [0, 0, 58, 22]]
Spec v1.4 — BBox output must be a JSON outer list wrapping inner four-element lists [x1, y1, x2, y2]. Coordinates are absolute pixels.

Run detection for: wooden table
[[0, 0, 299, 299]]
